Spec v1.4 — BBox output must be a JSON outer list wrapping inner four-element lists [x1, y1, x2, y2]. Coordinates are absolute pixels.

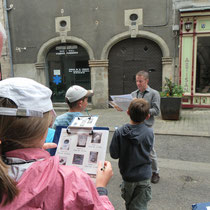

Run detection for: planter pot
[[160, 97, 182, 120]]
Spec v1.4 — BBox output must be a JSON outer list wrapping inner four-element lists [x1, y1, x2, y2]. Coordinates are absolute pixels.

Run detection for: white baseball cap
[[65, 85, 94, 103], [0, 77, 54, 117]]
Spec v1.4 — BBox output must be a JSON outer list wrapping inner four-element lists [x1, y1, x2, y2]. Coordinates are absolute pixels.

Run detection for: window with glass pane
[[46, 44, 90, 102], [196, 36, 210, 93]]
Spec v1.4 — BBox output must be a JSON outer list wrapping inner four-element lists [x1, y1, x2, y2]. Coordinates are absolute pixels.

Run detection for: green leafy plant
[[160, 77, 184, 97]]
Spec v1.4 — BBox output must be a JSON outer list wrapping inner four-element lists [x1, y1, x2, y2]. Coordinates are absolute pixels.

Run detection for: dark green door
[[108, 38, 163, 96]]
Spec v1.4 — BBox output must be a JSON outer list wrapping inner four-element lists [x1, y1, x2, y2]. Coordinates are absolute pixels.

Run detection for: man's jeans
[[150, 135, 159, 173], [121, 179, 151, 210]]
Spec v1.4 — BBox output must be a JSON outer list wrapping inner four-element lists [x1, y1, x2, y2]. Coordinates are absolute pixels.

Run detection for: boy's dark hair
[[128, 98, 150, 123], [65, 96, 87, 109]]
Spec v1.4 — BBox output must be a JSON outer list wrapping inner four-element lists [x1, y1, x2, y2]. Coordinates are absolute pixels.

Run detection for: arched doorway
[[108, 38, 163, 96], [46, 43, 90, 102]]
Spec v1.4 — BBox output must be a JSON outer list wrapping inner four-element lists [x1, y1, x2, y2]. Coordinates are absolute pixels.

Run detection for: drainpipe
[[3, 0, 14, 77]]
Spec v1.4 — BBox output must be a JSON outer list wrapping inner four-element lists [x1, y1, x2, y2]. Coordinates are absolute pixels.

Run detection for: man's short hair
[[136, 70, 149, 80], [128, 98, 150, 123]]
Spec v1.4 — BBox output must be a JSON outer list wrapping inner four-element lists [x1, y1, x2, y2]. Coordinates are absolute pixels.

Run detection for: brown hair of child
[[128, 98, 150, 123]]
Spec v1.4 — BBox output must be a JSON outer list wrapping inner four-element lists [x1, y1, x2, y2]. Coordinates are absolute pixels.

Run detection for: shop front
[[180, 7, 210, 108]]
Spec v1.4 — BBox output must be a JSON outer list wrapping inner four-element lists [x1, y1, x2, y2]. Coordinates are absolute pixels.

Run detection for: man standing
[[131, 70, 160, 184]]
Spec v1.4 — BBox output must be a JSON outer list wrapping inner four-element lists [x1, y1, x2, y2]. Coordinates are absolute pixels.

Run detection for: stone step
[[53, 102, 68, 108], [53, 103, 93, 114]]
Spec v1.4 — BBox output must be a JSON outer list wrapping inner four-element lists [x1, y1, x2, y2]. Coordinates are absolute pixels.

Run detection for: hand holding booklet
[[51, 116, 109, 181], [109, 94, 133, 111]]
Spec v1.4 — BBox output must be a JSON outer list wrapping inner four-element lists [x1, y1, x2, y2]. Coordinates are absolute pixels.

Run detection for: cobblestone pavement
[[87, 108, 210, 137], [55, 108, 210, 209]]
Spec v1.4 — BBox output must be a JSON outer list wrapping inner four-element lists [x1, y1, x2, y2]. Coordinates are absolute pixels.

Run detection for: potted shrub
[[160, 77, 184, 120]]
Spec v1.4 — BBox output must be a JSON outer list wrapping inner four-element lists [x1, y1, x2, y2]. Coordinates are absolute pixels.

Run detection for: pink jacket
[[1, 148, 114, 210]]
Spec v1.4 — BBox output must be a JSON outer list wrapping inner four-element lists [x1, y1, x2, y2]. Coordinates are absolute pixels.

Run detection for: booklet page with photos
[[54, 116, 109, 181]]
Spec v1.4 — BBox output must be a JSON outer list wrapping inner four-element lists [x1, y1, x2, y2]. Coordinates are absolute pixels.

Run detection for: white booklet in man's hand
[[110, 94, 133, 111]]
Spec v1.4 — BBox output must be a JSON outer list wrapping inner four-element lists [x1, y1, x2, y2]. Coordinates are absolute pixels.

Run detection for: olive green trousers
[[121, 179, 151, 210]]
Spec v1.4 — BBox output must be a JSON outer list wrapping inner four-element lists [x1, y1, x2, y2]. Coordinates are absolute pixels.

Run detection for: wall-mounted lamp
[[184, 21, 192, 32]]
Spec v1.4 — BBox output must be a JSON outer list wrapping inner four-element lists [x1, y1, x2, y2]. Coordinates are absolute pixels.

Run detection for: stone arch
[[35, 36, 94, 86], [101, 30, 170, 60], [100, 31, 172, 103], [37, 36, 94, 63]]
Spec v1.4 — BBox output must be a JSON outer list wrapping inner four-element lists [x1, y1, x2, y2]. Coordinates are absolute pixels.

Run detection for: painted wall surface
[[6, 0, 173, 64], [2, 0, 210, 108], [2, 0, 210, 65], [181, 36, 193, 94], [197, 18, 210, 31]]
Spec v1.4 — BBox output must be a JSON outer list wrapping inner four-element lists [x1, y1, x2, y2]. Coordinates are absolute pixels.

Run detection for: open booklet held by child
[[51, 116, 109, 181]]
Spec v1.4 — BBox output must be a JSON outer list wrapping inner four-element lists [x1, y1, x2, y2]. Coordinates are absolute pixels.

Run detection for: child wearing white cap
[[0, 77, 113, 209], [52, 85, 94, 130]]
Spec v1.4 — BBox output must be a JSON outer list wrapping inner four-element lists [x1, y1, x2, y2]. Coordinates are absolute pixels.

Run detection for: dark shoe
[[151, 172, 160, 184]]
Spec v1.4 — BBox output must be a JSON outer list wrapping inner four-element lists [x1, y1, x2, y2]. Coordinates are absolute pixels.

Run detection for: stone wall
[[0, 0, 11, 79]]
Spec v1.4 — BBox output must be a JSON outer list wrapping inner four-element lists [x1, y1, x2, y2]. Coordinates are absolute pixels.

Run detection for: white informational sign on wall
[[53, 69, 61, 75]]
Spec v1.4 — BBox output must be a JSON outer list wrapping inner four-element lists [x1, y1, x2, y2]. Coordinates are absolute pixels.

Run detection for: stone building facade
[[1, 0, 210, 108]]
